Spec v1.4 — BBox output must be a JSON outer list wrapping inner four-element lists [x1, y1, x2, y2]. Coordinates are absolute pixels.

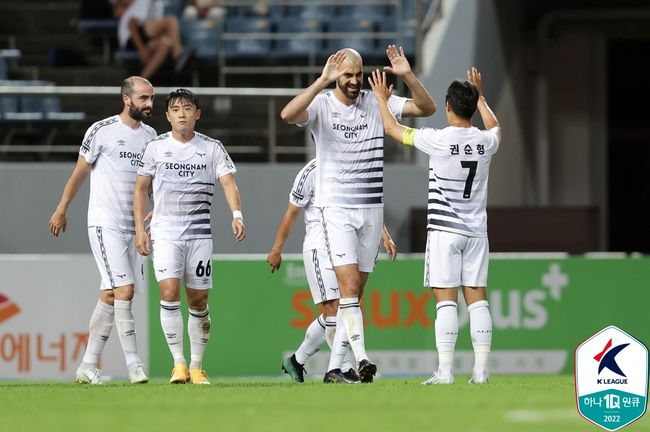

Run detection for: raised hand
[[383, 45, 412, 76], [467, 67, 483, 96], [368, 69, 393, 102], [320, 50, 347, 84]]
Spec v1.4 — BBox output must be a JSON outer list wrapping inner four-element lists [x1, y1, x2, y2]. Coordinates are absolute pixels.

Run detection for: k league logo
[[575, 326, 648, 431]]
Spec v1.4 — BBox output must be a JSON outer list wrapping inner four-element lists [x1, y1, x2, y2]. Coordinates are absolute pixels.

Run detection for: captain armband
[[402, 128, 415, 146]]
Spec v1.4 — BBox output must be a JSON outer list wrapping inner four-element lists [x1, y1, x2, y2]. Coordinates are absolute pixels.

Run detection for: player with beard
[[280, 46, 435, 383], [49, 76, 157, 384]]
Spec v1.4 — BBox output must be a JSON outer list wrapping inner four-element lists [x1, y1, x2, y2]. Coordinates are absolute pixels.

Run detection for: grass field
[[1, 375, 648, 432]]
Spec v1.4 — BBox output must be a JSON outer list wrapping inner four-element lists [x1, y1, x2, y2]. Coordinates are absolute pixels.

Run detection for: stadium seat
[[223, 17, 273, 59], [0, 95, 19, 119], [272, 19, 323, 61], [160, 0, 183, 17], [286, 5, 337, 19], [181, 19, 220, 60], [324, 18, 377, 54], [348, 5, 389, 21]]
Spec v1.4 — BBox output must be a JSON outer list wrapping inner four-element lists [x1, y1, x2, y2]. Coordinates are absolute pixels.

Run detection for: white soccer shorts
[[322, 206, 383, 273], [151, 238, 213, 289], [424, 230, 489, 288], [87, 226, 145, 292], [303, 249, 340, 304]]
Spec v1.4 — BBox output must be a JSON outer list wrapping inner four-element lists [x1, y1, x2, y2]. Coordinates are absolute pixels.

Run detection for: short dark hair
[[166, 88, 200, 110], [445, 80, 478, 120]]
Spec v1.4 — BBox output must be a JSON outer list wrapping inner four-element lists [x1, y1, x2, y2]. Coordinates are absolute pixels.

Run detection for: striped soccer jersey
[[81, 115, 157, 232], [137, 131, 236, 241], [300, 90, 407, 208], [288, 158, 325, 252], [413, 126, 500, 237]]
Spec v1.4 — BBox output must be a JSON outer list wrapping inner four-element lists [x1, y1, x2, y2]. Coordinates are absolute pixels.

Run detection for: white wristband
[[232, 210, 243, 220]]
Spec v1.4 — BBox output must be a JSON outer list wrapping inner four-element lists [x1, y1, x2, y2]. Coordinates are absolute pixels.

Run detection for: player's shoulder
[[144, 132, 170, 149], [296, 158, 317, 179], [85, 115, 119, 135], [195, 131, 227, 152]]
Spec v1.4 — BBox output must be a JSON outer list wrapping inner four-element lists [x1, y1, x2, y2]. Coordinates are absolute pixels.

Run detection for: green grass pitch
[[1, 375, 648, 432]]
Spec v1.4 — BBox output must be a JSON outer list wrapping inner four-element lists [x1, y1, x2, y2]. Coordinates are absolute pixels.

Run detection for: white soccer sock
[[114, 299, 140, 366], [188, 307, 211, 370], [435, 300, 458, 375], [295, 314, 326, 365], [468, 300, 492, 376], [326, 309, 349, 372], [160, 300, 185, 365], [324, 315, 336, 348], [339, 297, 368, 363], [81, 299, 114, 366]]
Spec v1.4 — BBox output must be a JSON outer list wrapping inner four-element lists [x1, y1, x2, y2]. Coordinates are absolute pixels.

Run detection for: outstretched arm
[[384, 45, 436, 117], [368, 69, 411, 144], [266, 203, 302, 273], [220, 173, 246, 242], [280, 50, 347, 124], [467, 67, 501, 141], [48, 155, 92, 237]]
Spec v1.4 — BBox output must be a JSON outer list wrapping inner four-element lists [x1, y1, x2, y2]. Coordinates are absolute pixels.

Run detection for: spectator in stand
[[118, 0, 190, 79], [182, 0, 226, 23]]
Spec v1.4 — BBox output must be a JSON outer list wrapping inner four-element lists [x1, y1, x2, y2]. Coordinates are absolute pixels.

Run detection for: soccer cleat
[[342, 368, 360, 383], [128, 362, 149, 384], [421, 370, 454, 385], [189, 368, 211, 385], [75, 367, 104, 385], [323, 369, 355, 384], [281, 354, 305, 383], [358, 359, 377, 383], [469, 374, 489, 384], [170, 363, 190, 384]]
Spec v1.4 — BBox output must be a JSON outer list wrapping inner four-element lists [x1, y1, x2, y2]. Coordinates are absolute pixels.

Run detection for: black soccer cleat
[[281, 354, 305, 383], [342, 368, 360, 383], [358, 359, 377, 383], [323, 369, 355, 384]]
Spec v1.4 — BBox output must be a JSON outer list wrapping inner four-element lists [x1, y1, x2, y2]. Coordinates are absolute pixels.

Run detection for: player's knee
[[99, 289, 114, 305]]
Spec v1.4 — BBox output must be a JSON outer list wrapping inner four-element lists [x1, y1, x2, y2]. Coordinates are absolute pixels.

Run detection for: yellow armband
[[402, 127, 415, 146]]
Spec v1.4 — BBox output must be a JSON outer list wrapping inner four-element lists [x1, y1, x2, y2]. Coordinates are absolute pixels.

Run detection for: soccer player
[[48, 76, 156, 385], [280, 45, 435, 382], [133, 88, 245, 385], [266, 159, 397, 383], [368, 67, 500, 384]]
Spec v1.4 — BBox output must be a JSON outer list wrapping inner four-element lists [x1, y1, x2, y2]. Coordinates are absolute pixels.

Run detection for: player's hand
[[384, 45, 412, 76], [135, 230, 151, 256], [467, 67, 483, 96], [368, 69, 393, 102], [320, 50, 346, 84], [383, 237, 398, 261], [266, 249, 282, 273], [48, 209, 67, 237], [232, 217, 246, 242]]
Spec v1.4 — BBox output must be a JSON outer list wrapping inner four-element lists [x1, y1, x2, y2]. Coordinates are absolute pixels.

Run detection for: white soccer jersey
[[138, 131, 236, 241], [300, 90, 407, 208], [288, 158, 325, 251], [80, 115, 157, 232], [413, 126, 500, 237]]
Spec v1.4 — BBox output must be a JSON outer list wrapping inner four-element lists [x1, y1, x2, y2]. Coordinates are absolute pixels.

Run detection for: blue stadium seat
[[160, 0, 183, 16], [286, 5, 336, 19], [273, 19, 323, 60], [236, 4, 284, 17], [376, 19, 415, 56], [223, 17, 273, 59], [348, 5, 389, 21], [324, 18, 376, 54], [181, 19, 220, 60], [0, 95, 18, 119]]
